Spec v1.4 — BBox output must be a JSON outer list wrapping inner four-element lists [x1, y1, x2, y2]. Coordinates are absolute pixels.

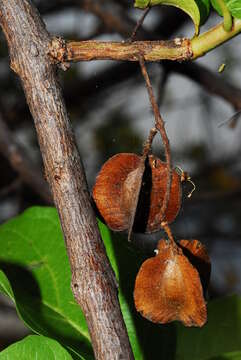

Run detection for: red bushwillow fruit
[[179, 239, 211, 294], [134, 239, 207, 327], [92, 153, 182, 233]]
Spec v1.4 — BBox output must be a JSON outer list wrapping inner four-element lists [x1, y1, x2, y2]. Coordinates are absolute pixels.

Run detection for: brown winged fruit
[[92, 153, 182, 233], [179, 239, 211, 294], [134, 239, 207, 327]]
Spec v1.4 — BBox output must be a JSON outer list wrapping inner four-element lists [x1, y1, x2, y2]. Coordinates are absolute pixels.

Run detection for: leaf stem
[[215, 0, 233, 32]]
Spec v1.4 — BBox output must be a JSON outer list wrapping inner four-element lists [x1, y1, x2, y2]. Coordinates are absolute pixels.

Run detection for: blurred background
[[0, 0, 241, 350]]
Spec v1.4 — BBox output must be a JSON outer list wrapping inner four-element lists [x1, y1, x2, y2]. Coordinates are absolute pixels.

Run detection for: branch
[[50, 37, 192, 62], [49, 19, 241, 63], [0, 1, 133, 359], [60, 4, 240, 114], [0, 111, 52, 204]]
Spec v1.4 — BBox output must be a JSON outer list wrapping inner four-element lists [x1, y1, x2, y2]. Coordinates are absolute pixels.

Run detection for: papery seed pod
[[179, 239, 211, 294], [134, 239, 207, 327], [92, 153, 182, 233]]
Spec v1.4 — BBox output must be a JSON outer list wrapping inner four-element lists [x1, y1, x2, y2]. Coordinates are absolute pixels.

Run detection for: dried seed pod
[[179, 239, 211, 294], [92, 153, 182, 233], [134, 239, 207, 327]]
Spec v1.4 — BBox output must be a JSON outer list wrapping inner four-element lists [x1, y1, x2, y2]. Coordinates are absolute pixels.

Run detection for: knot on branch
[[48, 37, 70, 70]]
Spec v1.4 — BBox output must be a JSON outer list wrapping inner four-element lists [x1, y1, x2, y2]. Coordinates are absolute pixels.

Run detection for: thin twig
[[129, 7, 150, 42], [161, 222, 177, 249], [138, 54, 172, 223]]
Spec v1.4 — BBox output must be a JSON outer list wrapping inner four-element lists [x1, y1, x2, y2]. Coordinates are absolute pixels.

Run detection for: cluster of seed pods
[[93, 153, 181, 233], [93, 152, 211, 327]]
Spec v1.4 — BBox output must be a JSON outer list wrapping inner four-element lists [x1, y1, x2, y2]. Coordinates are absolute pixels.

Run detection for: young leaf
[[0, 207, 93, 360], [0, 335, 73, 360], [134, 0, 201, 34]]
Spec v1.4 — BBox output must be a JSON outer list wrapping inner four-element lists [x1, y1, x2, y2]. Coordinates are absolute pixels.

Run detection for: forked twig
[[138, 54, 172, 224]]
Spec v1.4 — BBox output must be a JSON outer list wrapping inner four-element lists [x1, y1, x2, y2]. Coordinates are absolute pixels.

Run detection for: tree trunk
[[0, 1, 134, 359]]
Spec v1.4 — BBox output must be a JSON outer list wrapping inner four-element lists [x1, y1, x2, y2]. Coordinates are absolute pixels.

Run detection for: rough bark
[[0, 1, 134, 359]]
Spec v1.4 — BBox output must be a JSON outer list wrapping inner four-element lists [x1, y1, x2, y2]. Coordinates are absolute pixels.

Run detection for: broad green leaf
[[134, 0, 201, 34], [176, 295, 241, 360], [0, 207, 93, 360], [0, 335, 73, 360], [211, 0, 241, 19], [195, 0, 211, 24]]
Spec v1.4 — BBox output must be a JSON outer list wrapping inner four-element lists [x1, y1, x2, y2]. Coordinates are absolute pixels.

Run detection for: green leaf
[[176, 295, 241, 359], [0, 335, 73, 360], [195, 0, 211, 24], [0, 207, 93, 360], [227, 0, 241, 18], [134, 0, 201, 34], [0, 269, 14, 299]]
